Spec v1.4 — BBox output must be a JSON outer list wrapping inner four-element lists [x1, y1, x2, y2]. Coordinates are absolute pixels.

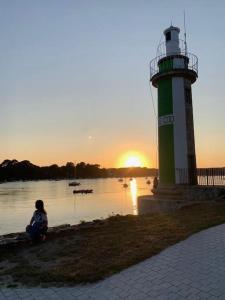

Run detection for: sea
[[0, 177, 153, 235]]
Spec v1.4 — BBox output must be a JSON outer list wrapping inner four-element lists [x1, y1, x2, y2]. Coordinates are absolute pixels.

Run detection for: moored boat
[[69, 181, 80, 187], [73, 189, 93, 194]]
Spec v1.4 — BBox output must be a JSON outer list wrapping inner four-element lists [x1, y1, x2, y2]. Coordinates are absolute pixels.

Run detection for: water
[[0, 177, 153, 235]]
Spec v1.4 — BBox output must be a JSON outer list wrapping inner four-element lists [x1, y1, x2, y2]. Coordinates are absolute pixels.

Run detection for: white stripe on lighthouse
[[172, 77, 188, 183]]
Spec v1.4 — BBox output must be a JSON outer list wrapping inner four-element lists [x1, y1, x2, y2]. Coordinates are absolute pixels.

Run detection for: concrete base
[[138, 196, 189, 214], [138, 185, 225, 214], [154, 184, 225, 201]]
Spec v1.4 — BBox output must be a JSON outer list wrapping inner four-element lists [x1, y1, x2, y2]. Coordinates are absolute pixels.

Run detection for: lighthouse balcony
[[150, 52, 198, 87]]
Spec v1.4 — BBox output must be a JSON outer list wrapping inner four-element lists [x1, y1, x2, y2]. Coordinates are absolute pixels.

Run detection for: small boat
[[123, 183, 128, 188], [146, 180, 151, 185], [118, 178, 123, 182], [69, 181, 80, 187], [73, 189, 93, 194], [129, 178, 133, 181]]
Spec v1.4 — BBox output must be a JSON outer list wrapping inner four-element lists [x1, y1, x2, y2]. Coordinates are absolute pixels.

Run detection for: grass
[[1, 202, 225, 287]]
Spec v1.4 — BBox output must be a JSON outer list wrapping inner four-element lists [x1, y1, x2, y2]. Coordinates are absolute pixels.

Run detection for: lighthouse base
[[138, 185, 225, 214]]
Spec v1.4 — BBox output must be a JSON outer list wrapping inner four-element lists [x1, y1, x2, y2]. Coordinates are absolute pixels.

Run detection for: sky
[[0, 0, 225, 168]]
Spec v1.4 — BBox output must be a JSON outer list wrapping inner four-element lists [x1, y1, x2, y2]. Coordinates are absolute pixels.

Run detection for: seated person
[[153, 176, 158, 190], [26, 200, 48, 242]]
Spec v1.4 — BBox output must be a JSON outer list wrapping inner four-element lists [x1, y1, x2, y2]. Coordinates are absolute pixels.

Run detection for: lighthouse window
[[166, 32, 171, 41]]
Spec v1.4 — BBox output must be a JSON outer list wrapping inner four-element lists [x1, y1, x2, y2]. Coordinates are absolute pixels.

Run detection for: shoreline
[[1, 203, 225, 287], [0, 220, 106, 247]]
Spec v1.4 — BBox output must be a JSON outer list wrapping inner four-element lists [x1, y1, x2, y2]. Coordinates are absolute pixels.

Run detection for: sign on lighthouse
[[150, 26, 198, 185]]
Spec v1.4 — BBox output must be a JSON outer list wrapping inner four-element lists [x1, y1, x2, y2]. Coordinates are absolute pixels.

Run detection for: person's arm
[[40, 214, 48, 228], [41, 220, 48, 228], [30, 212, 35, 225], [30, 216, 34, 225]]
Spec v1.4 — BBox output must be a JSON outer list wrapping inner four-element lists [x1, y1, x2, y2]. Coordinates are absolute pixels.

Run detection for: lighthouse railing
[[150, 52, 198, 80]]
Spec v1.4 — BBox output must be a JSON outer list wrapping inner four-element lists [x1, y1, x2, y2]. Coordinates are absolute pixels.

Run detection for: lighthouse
[[150, 26, 198, 185]]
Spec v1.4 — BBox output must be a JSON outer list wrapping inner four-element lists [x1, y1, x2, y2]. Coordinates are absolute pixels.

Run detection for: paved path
[[1, 224, 225, 299]]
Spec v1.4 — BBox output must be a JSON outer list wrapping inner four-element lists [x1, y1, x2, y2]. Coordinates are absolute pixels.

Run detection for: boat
[[73, 189, 93, 194], [129, 178, 133, 181], [123, 183, 128, 188], [118, 178, 123, 182], [68, 181, 80, 187], [146, 180, 151, 185], [68, 163, 80, 186]]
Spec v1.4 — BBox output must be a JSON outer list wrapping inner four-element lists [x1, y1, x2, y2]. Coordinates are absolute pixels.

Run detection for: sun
[[124, 156, 142, 167], [118, 151, 149, 168]]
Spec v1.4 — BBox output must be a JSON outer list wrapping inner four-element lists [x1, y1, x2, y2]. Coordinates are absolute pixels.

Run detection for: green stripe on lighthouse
[[158, 78, 173, 116], [158, 78, 175, 183], [159, 126, 175, 183], [159, 59, 173, 73]]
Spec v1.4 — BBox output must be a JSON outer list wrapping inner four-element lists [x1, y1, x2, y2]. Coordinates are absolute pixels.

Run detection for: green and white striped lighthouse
[[150, 26, 198, 185]]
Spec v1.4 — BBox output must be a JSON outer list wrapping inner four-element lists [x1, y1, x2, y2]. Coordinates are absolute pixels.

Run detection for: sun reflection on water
[[130, 178, 138, 215]]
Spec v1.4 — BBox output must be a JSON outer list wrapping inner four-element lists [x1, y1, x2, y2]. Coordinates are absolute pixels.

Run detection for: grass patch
[[1, 202, 225, 286]]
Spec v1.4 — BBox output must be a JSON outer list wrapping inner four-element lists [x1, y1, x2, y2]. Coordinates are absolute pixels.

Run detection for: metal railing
[[197, 168, 225, 186], [176, 168, 225, 186], [150, 52, 198, 80]]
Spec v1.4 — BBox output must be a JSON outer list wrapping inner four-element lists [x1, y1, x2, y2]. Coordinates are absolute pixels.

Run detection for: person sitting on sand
[[153, 176, 158, 190], [26, 200, 48, 242]]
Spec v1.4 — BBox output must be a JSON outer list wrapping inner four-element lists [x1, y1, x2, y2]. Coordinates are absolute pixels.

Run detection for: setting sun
[[117, 151, 150, 168], [125, 156, 142, 167]]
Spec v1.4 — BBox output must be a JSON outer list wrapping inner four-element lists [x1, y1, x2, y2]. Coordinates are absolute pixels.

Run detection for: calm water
[[0, 177, 153, 235]]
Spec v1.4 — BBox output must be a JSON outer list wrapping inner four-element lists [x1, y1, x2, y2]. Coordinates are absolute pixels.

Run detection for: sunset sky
[[1, 0, 225, 168]]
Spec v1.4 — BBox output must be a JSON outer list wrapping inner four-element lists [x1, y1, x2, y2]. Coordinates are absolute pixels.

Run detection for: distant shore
[[0, 159, 157, 183]]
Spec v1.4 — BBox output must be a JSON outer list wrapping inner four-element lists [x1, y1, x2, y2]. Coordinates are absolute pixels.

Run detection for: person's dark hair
[[35, 200, 47, 214]]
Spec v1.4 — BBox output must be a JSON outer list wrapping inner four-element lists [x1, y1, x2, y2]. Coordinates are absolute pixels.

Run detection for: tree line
[[0, 159, 158, 182]]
